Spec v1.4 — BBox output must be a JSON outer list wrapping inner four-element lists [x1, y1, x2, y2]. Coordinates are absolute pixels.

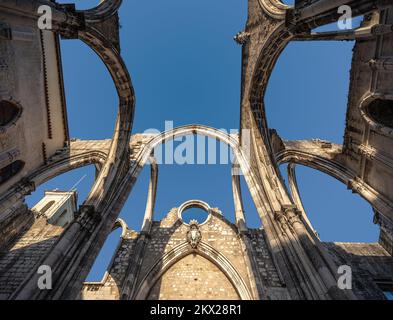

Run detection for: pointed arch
[[134, 241, 254, 300]]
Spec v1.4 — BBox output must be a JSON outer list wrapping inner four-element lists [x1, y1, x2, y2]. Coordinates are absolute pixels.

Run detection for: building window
[[383, 291, 393, 300], [0, 100, 21, 127], [0, 160, 25, 184], [40, 201, 55, 215], [366, 99, 393, 128], [376, 280, 393, 300]]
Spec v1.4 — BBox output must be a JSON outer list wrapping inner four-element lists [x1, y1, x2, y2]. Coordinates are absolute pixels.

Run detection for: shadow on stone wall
[[324, 242, 393, 300]]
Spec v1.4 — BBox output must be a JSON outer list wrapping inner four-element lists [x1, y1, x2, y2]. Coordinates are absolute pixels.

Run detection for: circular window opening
[[366, 99, 393, 128], [0, 100, 21, 127], [181, 207, 209, 225]]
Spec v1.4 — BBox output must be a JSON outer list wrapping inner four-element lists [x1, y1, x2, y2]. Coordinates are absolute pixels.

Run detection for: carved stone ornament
[[187, 220, 202, 249]]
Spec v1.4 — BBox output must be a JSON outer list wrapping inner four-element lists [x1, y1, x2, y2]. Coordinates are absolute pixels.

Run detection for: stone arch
[[112, 218, 129, 239], [134, 242, 253, 300], [83, 0, 123, 23], [119, 125, 259, 231], [0, 147, 107, 218], [258, 0, 290, 20], [136, 125, 251, 175], [277, 146, 393, 222], [284, 162, 381, 242], [91, 218, 128, 283], [31, 151, 107, 188], [177, 199, 212, 226]]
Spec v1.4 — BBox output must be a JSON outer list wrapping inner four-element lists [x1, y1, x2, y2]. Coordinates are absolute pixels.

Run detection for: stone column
[[282, 206, 357, 299], [232, 164, 247, 233], [141, 156, 158, 234]]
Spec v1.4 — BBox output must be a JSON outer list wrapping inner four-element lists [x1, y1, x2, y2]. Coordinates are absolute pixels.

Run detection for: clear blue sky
[[27, 0, 378, 281]]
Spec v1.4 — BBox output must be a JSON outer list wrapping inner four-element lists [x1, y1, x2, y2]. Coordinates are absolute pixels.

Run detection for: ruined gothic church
[[0, 0, 393, 300]]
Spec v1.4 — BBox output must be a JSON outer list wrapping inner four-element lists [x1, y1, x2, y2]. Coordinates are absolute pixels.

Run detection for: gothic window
[[376, 281, 393, 300], [366, 99, 393, 129], [384, 291, 393, 300], [0, 160, 24, 185], [0, 100, 21, 127], [40, 201, 55, 215]]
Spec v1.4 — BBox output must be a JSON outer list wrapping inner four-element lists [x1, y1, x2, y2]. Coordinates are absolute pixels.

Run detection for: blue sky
[[27, 0, 378, 281]]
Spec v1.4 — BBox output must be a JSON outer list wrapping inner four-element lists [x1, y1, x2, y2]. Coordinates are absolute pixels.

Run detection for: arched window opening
[[119, 164, 151, 231], [26, 165, 95, 209], [85, 227, 123, 282], [152, 137, 236, 224], [0, 100, 21, 127], [118, 134, 256, 233], [366, 99, 393, 129], [239, 174, 262, 229], [40, 201, 55, 215], [58, 39, 118, 140], [266, 40, 354, 143], [293, 165, 379, 243], [0, 160, 24, 185]]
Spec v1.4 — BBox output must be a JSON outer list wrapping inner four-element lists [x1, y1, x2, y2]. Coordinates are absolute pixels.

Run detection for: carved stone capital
[[274, 211, 290, 234], [15, 178, 35, 196]]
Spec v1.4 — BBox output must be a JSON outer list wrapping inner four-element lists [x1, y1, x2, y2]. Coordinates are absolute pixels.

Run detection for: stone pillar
[[232, 165, 248, 233], [374, 210, 393, 255], [282, 206, 357, 299], [287, 163, 317, 236], [141, 157, 158, 234]]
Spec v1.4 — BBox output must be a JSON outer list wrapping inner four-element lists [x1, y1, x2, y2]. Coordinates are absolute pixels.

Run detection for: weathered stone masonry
[[0, 0, 393, 300]]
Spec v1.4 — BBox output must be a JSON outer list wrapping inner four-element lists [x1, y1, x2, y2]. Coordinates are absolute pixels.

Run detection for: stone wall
[[80, 229, 139, 300], [247, 230, 283, 288], [324, 242, 393, 300], [0, 217, 63, 299], [81, 206, 287, 300], [147, 254, 240, 300], [0, 10, 68, 195], [0, 204, 34, 250]]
